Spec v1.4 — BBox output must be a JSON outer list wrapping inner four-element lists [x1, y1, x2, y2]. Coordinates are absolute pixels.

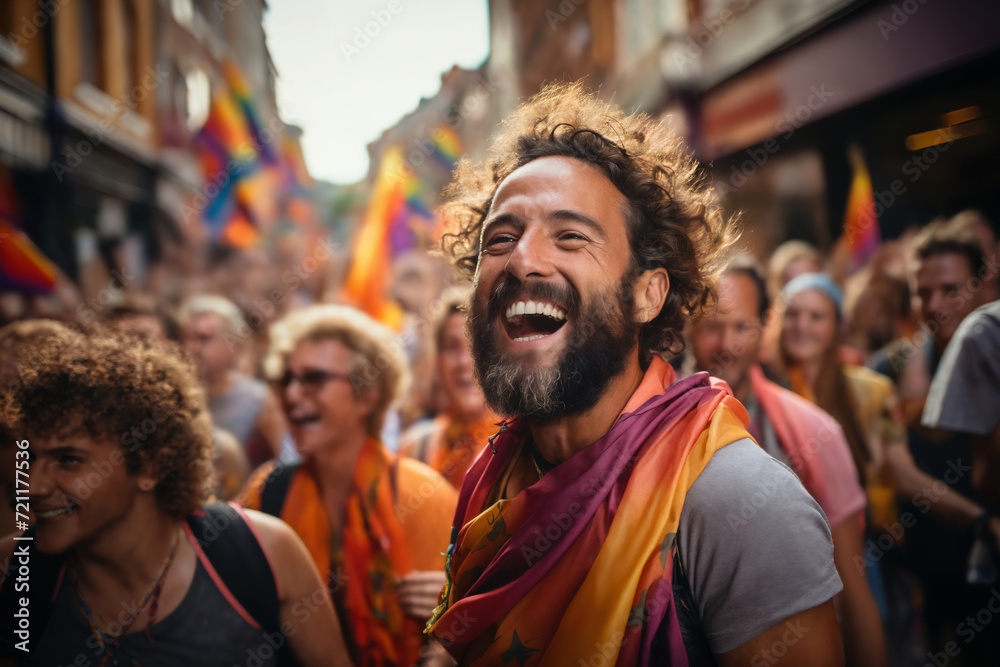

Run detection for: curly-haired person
[[240, 304, 458, 667], [425, 83, 846, 666], [0, 324, 349, 666]]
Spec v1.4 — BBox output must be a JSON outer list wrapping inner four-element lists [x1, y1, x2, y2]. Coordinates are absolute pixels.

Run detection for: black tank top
[[34, 559, 280, 666]]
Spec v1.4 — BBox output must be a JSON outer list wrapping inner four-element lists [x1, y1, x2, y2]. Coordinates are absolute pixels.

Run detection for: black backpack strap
[[260, 461, 300, 518], [185, 502, 280, 636], [415, 430, 433, 464], [389, 456, 401, 502], [671, 546, 716, 666], [0, 526, 65, 656]]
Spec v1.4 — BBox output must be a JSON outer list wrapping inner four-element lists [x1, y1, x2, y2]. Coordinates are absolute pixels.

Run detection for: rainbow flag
[[841, 146, 880, 271], [0, 172, 57, 293], [0, 217, 57, 293], [194, 92, 258, 236], [343, 148, 414, 328], [428, 124, 463, 169], [220, 203, 261, 249], [223, 61, 278, 165], [280, 132, 313, 194], [193, 61, 282, 247]]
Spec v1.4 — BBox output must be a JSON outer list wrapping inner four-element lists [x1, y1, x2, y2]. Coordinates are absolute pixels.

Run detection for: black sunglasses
[[271, 369, 353, 393]]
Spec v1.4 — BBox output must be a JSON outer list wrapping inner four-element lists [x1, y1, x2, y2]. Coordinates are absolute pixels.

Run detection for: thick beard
[[468, 274, 639, 424]]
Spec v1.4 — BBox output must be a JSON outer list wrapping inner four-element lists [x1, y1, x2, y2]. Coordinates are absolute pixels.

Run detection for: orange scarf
[[426, 412, 498, 489], [271, 439, 422, 667]]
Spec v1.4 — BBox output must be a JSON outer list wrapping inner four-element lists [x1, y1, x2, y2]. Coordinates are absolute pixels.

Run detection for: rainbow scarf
[[427, 358, 750, 666]]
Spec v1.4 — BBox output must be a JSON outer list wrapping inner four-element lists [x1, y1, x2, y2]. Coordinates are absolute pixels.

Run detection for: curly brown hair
[[440, 82, 739, 358], [8, 323, 213, 517]]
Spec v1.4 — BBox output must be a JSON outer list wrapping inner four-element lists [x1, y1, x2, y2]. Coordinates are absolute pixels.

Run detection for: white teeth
[[504, 301, 567, 322], [37, 507, 72, 519], [513, 334, 550, 342]]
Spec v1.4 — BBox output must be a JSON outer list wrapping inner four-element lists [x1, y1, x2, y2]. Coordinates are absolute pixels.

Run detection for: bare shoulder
[[238, 507, 300, 557]]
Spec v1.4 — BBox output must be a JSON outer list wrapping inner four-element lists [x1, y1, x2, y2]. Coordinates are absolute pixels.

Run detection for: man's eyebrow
[[482, 210, 607, 237], [549, 210, 606, 237], [43, 446, 89, 457], [481, 212, 521, 237]]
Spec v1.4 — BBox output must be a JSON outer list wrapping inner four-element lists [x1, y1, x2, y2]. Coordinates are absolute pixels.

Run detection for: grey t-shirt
[[923, 299, 1000, 435], [676, 438, 842, 656], [208, 376, 267, 446]]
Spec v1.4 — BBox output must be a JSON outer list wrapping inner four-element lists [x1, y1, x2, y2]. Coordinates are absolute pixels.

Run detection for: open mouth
[[36, 501, 79, 521], [503, 299, 568, 342], [288, 413, 321, 427]]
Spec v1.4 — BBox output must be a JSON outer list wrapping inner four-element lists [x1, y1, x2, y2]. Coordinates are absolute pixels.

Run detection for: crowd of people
[[0, 83, 998, 666]]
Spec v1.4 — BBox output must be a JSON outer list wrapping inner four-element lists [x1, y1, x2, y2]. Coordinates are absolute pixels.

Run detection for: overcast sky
[[264, 1, 490, 184]]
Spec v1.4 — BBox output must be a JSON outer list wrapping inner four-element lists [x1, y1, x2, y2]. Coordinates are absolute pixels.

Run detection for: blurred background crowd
[[0, 0, 997, 665]]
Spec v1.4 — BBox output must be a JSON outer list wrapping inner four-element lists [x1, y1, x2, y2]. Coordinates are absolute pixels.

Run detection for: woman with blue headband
[[776, 273, 901, 494], [774, 271, 994, 663]]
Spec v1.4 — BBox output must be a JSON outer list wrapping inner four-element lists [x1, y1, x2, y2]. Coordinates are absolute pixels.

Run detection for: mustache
[[485, 277, 581, 321]]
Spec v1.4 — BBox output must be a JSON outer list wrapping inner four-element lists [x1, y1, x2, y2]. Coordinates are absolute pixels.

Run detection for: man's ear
[[138, 472, 157, 492], [634, 268, 669, 323]]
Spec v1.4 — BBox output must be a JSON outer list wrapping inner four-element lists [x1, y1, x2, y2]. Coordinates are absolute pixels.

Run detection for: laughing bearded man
[[425, 83, 846, 667]]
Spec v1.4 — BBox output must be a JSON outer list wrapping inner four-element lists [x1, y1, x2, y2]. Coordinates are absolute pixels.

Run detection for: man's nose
[[720, 326, 740, 354], [280, 375, 306, 404], [457, 345, 474, 374], [926, 290, 948, 316], [504, 228, 553, 281], [28, 460, 55, 499]]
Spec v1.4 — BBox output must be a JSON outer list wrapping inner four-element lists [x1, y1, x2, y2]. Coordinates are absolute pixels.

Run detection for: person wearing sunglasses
[[240, 304, 458, 667]]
